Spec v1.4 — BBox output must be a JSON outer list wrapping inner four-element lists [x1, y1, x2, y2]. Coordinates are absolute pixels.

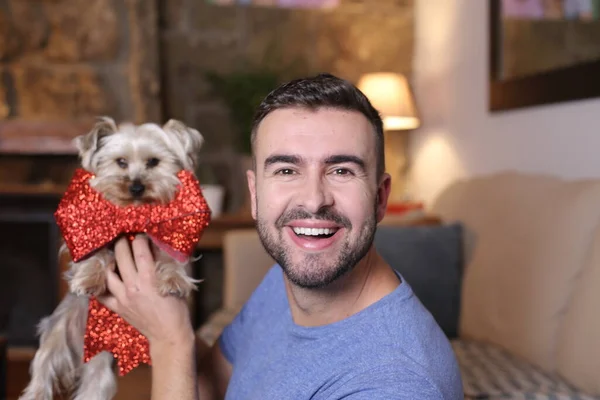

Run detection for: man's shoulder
[[330, 282, 463, 398], [331, 362, 463, 400]]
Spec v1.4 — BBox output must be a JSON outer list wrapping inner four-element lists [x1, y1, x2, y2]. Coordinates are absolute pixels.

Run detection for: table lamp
[[357, 72, 421, 213]]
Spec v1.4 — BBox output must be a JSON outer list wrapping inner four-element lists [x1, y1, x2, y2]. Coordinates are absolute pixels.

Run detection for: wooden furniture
[[0, 335, 6, 400], [0, 192, 62, 348], [381, 212, 441, 227], [6, 348, 152, 400], [196, 212, 255, 250], [0, 119, 92, 155]]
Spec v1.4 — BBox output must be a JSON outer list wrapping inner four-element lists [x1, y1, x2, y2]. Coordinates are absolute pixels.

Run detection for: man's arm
[[196, 336, 232, 400], [194, 266, 277, 399], [97, 236, 201, 400], [151, 329, 198, 400], [195, 268, 279, 399]]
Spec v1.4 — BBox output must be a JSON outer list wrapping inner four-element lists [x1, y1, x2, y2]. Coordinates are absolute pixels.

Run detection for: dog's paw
[[69, 273, 107, 297], [66, 254, 113, 297], [156, 273, 200, 298]]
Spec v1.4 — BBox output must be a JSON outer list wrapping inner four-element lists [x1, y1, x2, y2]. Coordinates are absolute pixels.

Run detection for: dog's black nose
[[129, 180, 145, 197]]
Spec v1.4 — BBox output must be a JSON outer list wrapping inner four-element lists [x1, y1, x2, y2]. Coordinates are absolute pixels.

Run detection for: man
[[100, 73, 463, 399]]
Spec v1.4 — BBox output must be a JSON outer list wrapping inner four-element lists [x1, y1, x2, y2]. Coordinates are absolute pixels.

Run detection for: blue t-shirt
[[219, 265, 464, 399]]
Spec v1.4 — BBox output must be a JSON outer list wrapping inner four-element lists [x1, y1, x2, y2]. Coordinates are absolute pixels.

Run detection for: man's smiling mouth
[[291, 227, 338, 239]]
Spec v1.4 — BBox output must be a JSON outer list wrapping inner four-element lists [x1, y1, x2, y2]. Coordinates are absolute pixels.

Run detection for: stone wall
[[0, 0, 162, 191], [0, 0, 415, 329], [0, 0, 161, 124], [161, 0, 414, 211], [0, 0, 414, 209]]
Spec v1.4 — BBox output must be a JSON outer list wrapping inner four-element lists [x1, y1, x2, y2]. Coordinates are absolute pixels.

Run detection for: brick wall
[[160, 0, 414, 211]]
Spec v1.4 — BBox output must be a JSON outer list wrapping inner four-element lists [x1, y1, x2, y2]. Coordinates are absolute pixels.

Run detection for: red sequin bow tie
[[54, 168, 212, 375], [55, 168, 212, 264]]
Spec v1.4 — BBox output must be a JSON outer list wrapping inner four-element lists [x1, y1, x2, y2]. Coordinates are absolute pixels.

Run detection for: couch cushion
[[374, 223, 463, 338], [432, 172, 600, 372], [555, 225, 600, 395], [222, 229, 274, 310], [197, 308, 240, 347], [452, 339, 600, 400]]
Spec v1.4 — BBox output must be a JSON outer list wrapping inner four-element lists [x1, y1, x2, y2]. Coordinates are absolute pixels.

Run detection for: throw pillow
[[374, 223, 464, 338]]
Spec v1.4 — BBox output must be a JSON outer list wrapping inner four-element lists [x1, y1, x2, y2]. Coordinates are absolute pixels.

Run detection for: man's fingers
[[96, 293, 120, 314], [105, 269, 126, 301], [131, 235, 156, 280], [114, 237, 137, 284]]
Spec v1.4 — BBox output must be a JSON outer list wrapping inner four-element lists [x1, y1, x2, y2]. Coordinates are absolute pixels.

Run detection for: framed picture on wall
[[489, 0, 600, 111]]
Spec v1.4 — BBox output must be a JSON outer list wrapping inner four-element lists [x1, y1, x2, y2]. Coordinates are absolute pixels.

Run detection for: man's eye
[[276, 168, 295, 175], [333, 168, 352, 176]]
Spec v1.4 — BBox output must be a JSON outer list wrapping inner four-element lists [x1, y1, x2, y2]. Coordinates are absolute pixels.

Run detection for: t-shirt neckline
[[280, 268, 411, 339]]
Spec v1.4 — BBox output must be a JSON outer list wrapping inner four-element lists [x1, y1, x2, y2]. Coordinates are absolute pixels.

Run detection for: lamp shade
[[357, 72, 420, 131]]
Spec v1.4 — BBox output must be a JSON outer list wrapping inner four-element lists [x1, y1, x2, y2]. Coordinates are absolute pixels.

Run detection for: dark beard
[[256, 204, 378, 289]]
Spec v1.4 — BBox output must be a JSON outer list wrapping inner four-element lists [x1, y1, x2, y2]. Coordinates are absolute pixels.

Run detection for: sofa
[[197, 171, 600, 399]]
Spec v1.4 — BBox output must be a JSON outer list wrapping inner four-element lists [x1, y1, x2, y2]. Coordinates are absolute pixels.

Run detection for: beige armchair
[[196, 229, 274, 346]]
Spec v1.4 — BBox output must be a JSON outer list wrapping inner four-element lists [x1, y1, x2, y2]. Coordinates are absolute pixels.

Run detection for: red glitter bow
[[55, 168, 211, 264], [54, 168, 212, 375]]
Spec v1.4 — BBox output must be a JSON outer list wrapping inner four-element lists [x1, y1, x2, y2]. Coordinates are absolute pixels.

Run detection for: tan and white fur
[[19, 117, 205, 400]]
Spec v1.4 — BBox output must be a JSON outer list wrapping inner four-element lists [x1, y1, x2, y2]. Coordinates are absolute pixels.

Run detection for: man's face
[[247, 107, 391, 289]]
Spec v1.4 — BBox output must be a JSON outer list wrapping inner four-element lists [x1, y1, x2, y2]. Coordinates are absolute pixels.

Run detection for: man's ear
[[163, 119, 205, 170], [247, 168, 257, 220], [73, 116, 118, 170], [376, 173, 392, 223]]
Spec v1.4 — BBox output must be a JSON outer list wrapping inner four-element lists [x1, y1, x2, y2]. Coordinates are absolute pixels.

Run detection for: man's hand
[[97, 235, 198, 400], [98, 235, 194, 346]]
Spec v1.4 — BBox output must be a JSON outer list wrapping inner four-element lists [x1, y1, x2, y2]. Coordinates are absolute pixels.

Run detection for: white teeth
[[292, 227, 336, 236]]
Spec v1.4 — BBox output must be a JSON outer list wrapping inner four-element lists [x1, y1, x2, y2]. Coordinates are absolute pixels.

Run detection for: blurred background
[[2, 0, 600, 398], [0, 0, 415, 351]]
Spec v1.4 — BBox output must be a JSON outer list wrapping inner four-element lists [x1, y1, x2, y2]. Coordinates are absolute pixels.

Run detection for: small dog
[[19, 117, 206, 400]]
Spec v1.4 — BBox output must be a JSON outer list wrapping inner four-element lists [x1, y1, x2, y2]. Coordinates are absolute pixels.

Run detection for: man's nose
[[297, 176, 333, 213]]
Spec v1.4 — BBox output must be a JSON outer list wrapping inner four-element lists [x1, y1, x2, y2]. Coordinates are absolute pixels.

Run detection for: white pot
[[201, 184, 225, 218]]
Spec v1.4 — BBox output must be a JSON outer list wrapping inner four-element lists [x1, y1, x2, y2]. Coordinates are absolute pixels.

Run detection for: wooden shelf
[[0, 119, 93, 155], [197, 212, 255, 250], [381, 210, 441, 226], [0, 183, 67, 196]]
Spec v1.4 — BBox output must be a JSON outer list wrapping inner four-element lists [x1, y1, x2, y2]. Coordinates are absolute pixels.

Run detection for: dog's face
[[73, 117, 204, 206]]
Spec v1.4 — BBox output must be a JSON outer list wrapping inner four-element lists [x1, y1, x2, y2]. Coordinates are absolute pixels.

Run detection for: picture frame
[[489, 0, 600, 112]]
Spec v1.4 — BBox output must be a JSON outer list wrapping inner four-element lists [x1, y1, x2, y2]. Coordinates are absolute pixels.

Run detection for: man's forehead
[[255, 107, 375, 152]]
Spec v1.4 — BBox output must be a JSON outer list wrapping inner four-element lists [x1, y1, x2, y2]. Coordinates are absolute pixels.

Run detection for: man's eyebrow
[[324, 155, 366, 171], [264, 154, 301, 169]]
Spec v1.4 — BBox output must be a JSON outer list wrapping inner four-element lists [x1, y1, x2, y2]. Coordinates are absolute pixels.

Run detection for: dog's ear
[[163, 119, 204, 170], [74, 116, 118, 170]]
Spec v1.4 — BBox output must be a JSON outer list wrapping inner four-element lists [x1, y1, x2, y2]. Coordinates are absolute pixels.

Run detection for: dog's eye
[[116, 158, 128, 169], [146, 158, 160, 168]]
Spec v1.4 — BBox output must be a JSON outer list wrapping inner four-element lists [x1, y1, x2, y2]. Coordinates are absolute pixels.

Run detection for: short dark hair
[[251, 73, 385, 178]]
